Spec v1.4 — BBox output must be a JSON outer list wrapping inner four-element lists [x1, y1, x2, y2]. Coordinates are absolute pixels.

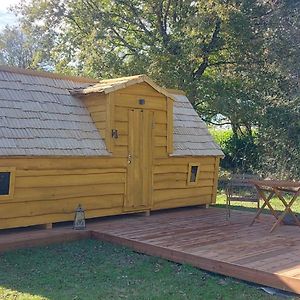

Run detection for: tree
[[14, 1, 266, 120], [11, 0, 300, 177], [0, 25, 47, 69]]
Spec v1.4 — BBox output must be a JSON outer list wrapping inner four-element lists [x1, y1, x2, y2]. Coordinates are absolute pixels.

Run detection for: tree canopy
[[1, 0, 300, 178]]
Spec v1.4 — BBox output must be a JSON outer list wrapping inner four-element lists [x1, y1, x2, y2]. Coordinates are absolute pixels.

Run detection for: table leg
[[274, 189, 300, 226], [250, 189, 275, 226], [270, 189, 300, 232]]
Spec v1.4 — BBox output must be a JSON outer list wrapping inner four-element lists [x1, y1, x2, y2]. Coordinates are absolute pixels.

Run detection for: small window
[[0, 168, 15, 199], [187, 163, 200, 185], [0, 172, 10, 195]]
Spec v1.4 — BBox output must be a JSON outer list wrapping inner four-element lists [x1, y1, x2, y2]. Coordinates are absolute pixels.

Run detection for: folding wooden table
[[249, 180, 300, 232]]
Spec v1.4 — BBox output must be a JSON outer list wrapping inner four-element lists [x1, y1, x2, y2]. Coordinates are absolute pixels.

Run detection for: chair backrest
[[226, 173, 260, 202]]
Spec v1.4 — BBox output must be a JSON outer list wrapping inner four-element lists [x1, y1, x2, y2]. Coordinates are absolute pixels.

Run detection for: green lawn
[[0, 195, 299, 300], [0, 239, 298, 300], [216, 193, 300, 214]]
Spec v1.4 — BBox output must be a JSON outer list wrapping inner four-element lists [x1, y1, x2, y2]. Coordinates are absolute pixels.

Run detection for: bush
[[210, 128, 259, 174]]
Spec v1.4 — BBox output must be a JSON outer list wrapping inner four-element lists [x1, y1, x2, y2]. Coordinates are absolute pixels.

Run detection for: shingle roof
[[0, 67, 109, 156], [171, 93, 224, 156], [0, 66, 223, 157], [71, 75, 223, 157]]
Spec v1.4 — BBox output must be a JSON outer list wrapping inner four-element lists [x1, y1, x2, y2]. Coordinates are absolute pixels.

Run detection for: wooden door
[[125, 109, 153, 211]]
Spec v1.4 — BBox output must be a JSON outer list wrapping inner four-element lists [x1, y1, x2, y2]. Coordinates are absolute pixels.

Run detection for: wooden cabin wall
[[0, 155, 219, 229], [0, 157, 127, 229], [153, 156, 220, 210], [112, 83, 170, 157], [0, 82, 221, 230], [83, 94, 107, 143]]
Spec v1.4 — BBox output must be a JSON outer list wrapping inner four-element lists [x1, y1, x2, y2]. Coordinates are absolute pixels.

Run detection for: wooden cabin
[[0, 66, 224, 230]]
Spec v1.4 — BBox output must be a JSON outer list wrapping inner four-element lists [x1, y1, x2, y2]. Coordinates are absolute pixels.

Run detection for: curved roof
[[171, 93, 224, 156], [0, 66, 223, 157], [0, 66, 109, 156]]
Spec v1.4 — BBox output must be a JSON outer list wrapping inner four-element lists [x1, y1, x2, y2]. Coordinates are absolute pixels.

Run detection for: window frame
[[187, 163, 200, 186], [0, 167, 16, 200]]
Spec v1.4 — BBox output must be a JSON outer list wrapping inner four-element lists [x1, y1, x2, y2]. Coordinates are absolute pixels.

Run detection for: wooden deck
[[89, 207, 300, 294], [0, 207, 300, 294]]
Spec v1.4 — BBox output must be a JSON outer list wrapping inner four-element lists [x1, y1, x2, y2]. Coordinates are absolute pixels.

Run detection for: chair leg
[[226, 198, 231, 220]]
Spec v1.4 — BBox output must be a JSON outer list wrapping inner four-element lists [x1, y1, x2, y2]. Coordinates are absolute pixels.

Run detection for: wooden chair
[[226, 174, 260, 219]]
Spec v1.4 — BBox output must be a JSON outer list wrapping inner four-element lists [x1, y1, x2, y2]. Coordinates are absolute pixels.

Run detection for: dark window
[[190, 166, 198, 183], [0, 172, 10, 195]]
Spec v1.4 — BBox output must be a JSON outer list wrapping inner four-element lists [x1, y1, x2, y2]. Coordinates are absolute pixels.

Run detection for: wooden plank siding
[[0, 157, 127, 229], [112, 85, 168, 158], [153, 157, 218, 210], [0, 82, 221, 230], [83, 94, 107, 141]]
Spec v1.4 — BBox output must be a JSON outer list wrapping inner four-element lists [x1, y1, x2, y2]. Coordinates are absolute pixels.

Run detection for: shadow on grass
[[214, 203, 273, 215]]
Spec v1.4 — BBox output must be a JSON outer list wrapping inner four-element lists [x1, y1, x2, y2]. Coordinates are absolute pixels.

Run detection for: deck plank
[[0, 207, 299, 294], [89, 207, 300, 294]]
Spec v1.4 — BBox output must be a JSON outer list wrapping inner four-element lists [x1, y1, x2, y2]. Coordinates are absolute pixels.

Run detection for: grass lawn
[[0, 239, 298, 300], [216, 193, 300, 214], [0, 195, 299, 300]]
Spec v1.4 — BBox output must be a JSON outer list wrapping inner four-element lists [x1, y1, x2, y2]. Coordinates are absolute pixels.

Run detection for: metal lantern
[[73, 204, 86, 230]]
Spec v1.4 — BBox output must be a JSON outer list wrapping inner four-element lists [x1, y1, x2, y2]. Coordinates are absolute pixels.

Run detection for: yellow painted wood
[[0, 206, 124, 230], [115, 93, 166, 111], [167, 97, 173, 154], [0, 167, 16, 200], [152, 195, 212, 210], [142, 110, 154, 207], [114, 135, 128, 146], [153, 172, 217, 182], [154, 164, 189, 174], [0, 195, 124, 219], [83, 94, 108, 143], [91, 111, 106, 122], [154, 146, 168, 158], [113, 146, 128, 157], [115, 121, 128, 135], [106, 93, 115, 152], [17, 168, 125, 177], [154, 179, 214, 190], [211, 157, 220, 204], [16, 173, 125, 188], [153, 176, 214, 190], [95, 120, 106, 129], [0, 157, 126, 169], [115, 106, 128, 121], [12, 183, 125, 203], [118, 82, 163, 97], [126, 109, 153, 210], [154, 111, 167, 124], [126, 109, 135, 209], [0, 79, 220, 230], [155, 157, 216, 165], [83, 93, 107, 103], [154, 187, 213, 202], [154, 124, 167, 137], [154, 136, 167, 147], [88, 104, 106, 113]]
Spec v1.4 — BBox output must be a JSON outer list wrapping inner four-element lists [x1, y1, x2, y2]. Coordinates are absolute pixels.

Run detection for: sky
[[0, 0, 20, 30]]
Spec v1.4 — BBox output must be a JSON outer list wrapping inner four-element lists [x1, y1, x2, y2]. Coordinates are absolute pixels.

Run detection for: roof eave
[[69, 74, 176, 101]]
